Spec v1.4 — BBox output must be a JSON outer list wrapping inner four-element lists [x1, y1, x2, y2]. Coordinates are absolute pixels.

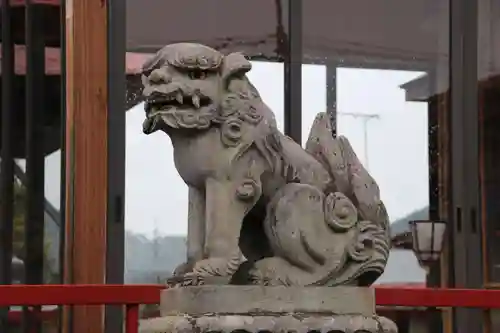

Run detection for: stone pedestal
[[140, 286, 397, 333]]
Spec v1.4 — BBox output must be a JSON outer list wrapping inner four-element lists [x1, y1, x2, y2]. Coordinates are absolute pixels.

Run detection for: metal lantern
[[409, 220, 447, 267]]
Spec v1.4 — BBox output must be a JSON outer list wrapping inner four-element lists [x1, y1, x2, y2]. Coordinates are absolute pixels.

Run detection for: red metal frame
[[2, 285, 500, 332], [0, 285, 163, 333]]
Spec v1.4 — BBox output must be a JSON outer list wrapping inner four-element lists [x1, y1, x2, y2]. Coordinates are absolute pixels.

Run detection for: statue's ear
[[221, 52, 252, 87]]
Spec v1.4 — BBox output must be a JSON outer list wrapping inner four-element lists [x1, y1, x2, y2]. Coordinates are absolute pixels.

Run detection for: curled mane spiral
[[215, 77, 295, 179]]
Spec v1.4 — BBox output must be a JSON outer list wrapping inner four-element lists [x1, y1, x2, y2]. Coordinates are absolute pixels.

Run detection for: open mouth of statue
[[143, 91, 212, 134], [146, 91, 212, 113]]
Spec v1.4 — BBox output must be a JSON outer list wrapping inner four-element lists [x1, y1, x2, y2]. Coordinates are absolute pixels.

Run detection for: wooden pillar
[[438, 90, 453, 333], [63, 0, 108, 332]]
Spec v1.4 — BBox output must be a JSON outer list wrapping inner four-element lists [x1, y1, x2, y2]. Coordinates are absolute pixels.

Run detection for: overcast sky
[[42, 63, 428, 237]]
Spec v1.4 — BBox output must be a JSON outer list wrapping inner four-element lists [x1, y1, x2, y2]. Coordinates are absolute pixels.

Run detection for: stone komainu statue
[[141, 43, 391, 287]]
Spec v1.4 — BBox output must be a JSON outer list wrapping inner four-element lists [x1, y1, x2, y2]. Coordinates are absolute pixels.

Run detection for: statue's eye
[[188, 70, 207, 80]]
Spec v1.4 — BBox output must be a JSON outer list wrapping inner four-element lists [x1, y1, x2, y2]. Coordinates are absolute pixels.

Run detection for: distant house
[[390, 207, 428, 249], [375, 207, 428, 286]]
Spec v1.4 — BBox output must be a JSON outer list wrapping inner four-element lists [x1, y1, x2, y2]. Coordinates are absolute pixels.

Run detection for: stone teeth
[[192, 94, 200, 108], [176, 92, 184, 104]]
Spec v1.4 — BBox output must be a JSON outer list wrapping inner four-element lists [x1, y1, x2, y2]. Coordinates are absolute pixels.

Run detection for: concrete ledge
[[160, 286, 375, 316]]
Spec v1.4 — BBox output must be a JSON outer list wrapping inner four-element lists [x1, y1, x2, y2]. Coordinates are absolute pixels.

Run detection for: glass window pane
[[302, 0, 449, 287], [337, 68, 429, 220], [15, 153, 61, 285]]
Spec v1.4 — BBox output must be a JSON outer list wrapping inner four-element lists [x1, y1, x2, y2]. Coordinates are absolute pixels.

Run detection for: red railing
[[2, 285, 500, 332], [0, 285, 163, 333]]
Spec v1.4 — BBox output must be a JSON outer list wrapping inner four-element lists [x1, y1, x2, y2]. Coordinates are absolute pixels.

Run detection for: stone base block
[[140, 286, 397, 333], [159, 286, 375, 316], [140, 314, 398, 333]]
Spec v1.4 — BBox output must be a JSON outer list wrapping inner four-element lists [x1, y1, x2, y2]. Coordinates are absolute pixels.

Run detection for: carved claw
[[167, 253, 244, 287], [166, 272, 205, 287], [172, 261, 195, 277], [192, 257, 238, 277]]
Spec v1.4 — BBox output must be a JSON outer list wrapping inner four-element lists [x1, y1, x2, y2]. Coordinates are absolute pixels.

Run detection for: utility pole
[[338, 112, 380, 171], [152, 219, 161, 283], [152, 219, 160, 261]]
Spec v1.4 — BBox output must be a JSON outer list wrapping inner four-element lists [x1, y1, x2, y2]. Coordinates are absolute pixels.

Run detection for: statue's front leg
[[191, 177, 259, 283], [187, 187, 206, 263], [172, 186, 205, 277]]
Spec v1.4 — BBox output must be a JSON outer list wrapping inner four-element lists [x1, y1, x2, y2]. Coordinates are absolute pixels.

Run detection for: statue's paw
[[172, 261, 195, 277], [165, 272, 205, 287], [248, 257, 296, 286], [192, 257, 235, 277]]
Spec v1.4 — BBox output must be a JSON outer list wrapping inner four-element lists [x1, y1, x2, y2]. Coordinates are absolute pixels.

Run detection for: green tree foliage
[[12, 179, 26, 258], [11, 178, 55, 282]]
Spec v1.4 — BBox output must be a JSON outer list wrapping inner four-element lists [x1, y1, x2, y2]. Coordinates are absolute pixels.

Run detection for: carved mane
[[215, 76, 297, 180]]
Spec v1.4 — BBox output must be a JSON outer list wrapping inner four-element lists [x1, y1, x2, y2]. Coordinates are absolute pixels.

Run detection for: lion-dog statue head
[[142, 43, 275, 138]]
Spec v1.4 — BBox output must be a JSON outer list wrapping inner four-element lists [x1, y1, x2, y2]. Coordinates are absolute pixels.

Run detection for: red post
[[125, 304, 140, 333]]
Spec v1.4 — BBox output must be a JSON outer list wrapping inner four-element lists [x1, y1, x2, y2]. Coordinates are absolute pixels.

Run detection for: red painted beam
[[375, 287, 500, 308], [0, 285, 164, 306], [1, 285, 500, 310]]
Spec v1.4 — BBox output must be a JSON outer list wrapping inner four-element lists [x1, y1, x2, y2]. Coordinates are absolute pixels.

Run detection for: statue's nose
[[148, 68, 171, 84]]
